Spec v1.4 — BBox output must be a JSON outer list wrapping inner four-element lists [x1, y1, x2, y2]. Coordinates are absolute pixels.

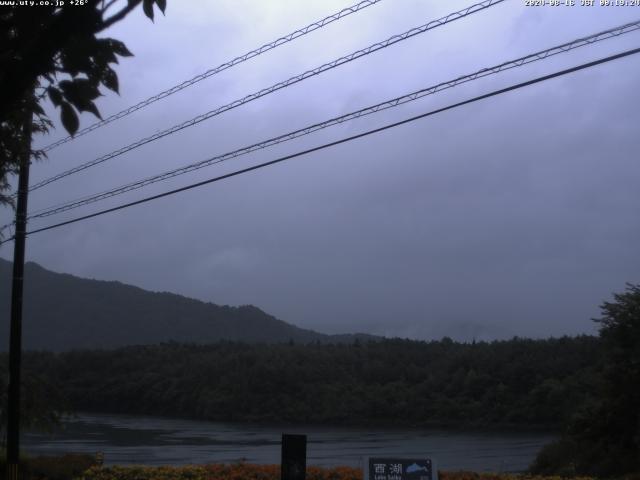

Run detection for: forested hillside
[[9, 336, 601, 428], [0, 259, 375, 350]]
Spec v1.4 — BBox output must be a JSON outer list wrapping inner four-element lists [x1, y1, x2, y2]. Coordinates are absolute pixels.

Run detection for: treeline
[[530, 284, 640, 477], [5, 336, 601, 428]]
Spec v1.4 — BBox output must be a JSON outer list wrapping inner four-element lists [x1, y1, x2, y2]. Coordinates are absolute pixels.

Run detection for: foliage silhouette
[[530, 284, 640, 477], [0, 0, 166, 208], [3, 335, 601, 428]]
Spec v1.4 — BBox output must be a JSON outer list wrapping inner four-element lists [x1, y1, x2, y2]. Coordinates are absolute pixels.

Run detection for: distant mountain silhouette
[[0, 258, 378, 351]]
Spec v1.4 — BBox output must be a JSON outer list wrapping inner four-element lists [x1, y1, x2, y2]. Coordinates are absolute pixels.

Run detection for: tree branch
[[100, 0, 142, 31], [100, 0, 121, 15]]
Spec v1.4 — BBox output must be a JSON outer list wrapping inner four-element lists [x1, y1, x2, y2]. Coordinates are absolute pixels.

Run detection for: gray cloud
[[2, 0, 639, 341]]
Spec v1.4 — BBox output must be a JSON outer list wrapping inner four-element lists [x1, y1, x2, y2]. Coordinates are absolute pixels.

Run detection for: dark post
[[281, 434, 307, 480], [6, 113, 32, 480]]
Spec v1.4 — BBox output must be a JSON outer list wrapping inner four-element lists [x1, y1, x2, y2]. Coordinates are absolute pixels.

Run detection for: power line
[[25, 19, 640, 221], [40, 0, 384, 153], [27, 0, 505, 193], [3, 46, 636, 245]]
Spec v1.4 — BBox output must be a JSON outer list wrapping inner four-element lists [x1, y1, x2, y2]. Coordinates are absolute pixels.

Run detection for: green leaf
[[155, 0, 166, 14], [59, 79, 103, 118], [32, 103, 45, 116], [93, 39, 119, 65], [108, 39, 133, 58], [83, 100, 102, 120], [60, 102, 79, 136], [60, 46, 93, 77], [47, 87, 62, 107], [60, 78, 101, 106], [143, 0, 154, 21], [101, 67, 119, 94]]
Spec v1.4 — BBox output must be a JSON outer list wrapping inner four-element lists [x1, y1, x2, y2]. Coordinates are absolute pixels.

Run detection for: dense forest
[[1, 336, 600, 428], [3, 283, 638, 478], [530, 284, 640, 477]]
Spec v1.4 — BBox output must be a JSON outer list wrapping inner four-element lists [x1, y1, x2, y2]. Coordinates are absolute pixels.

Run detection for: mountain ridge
[[0, 258, 378, 351]]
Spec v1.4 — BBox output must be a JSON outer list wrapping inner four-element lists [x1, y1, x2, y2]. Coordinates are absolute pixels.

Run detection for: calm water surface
[[23, 413, 555, 472]]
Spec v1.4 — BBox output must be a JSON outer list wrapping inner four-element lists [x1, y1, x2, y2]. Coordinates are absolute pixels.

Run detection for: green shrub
[[0, 453, 97, 480]]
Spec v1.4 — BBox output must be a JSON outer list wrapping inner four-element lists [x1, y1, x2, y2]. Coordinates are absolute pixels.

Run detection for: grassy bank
[[79, 464, 601, 480], [0, 453, 98, 480], [81, 464, 604, 480], [0, 459, 605, 480]]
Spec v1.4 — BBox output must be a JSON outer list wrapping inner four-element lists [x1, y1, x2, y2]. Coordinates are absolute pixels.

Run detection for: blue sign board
[[365, 458, 436, 480]]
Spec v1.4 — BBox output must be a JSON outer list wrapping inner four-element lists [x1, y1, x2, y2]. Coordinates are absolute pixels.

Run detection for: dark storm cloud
[[2, 0, 639, 340]]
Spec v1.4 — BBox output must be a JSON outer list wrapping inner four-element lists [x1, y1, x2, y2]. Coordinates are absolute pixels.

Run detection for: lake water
[[22, 413, 555, 472]]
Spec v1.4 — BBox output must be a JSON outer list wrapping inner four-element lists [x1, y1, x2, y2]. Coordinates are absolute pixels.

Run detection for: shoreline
[[60, 410, 561, 434]]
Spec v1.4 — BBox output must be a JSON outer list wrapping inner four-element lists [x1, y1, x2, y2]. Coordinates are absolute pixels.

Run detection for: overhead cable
[[26, 19, 640, 221], [28, 0, 505, 193], [3, 46, 635, 245], [40, 0, 385, 152]]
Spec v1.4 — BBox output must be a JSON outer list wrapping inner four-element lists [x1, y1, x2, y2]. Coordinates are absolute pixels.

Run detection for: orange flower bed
[[80, 463, 366, 480], [78, 463, 597, 480]]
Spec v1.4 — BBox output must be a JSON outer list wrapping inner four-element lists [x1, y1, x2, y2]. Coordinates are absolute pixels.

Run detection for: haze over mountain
[[0, 259, 377, 351]]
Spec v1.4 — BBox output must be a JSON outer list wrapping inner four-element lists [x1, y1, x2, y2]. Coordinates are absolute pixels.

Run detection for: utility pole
[[6, 112, 32, 480]]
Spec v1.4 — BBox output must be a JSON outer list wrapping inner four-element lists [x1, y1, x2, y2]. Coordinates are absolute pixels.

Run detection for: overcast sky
[[2, 0, 639, 340]]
